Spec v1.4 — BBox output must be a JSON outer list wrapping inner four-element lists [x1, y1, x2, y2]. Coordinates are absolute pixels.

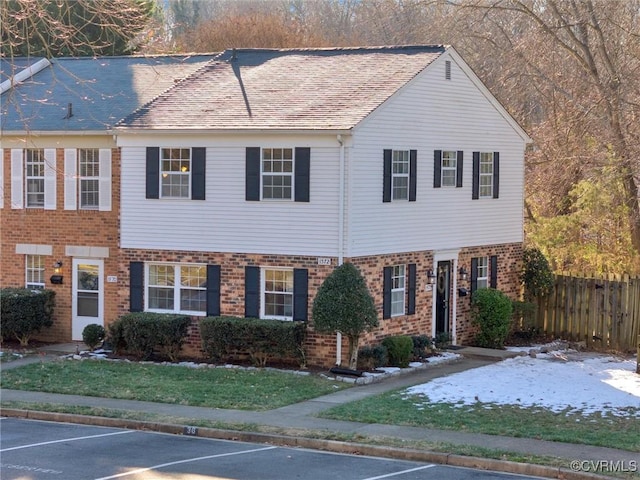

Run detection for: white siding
[[347, 53, 526, 257], [120, 143, 341, 256]]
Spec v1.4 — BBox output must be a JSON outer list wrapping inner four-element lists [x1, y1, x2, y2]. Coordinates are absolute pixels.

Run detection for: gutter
[[1, 58, 51, 94]]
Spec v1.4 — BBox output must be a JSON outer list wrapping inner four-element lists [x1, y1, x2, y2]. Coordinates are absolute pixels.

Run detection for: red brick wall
[[1, 147, 120, 342]]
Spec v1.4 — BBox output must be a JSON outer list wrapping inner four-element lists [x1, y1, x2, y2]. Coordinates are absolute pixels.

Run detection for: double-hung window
[[262, 148, 293, 200], [475, 257, 489, 289], [390, 265, 406, 316], [479, 153, 494, 198], [262, 269, 294, 319], [161, 148, 191, 198], [147, 264, 206, 314], [441, 151, 458, 187], [25, 149, 45, 208], [392, 150, 410, 200], [79, 148, 100, 209], [472, 151, 499, 199], [26, 255, 45, 289]]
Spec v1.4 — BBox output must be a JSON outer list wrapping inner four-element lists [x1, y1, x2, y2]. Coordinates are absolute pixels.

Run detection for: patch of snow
[[405, 354, 640, 417]]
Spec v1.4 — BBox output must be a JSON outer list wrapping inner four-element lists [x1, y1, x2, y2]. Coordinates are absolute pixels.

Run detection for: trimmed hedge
[[82, 324, 105, 351], [200, 316, 307, 367], [381, 335, 413, 368], [107, 313, 191, 361], [411, 335, 433, 359], [0, 288, 55, 346], [357, 344, 388, 371], [472, 288, 513, 349]]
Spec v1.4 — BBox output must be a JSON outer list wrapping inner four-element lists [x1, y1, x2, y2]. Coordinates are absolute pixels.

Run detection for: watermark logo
[[570, 460, 637, 473]]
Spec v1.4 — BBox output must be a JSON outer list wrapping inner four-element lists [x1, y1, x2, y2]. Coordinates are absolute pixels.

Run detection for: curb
[[1, 409, 610, 480]]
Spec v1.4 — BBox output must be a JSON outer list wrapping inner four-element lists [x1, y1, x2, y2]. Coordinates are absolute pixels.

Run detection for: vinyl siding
[[347, 53, 525, 257], [120, 142, 341, 256]]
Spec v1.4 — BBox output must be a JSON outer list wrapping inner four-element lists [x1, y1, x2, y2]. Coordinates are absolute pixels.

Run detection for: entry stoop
[[450, 346, 523, 361]]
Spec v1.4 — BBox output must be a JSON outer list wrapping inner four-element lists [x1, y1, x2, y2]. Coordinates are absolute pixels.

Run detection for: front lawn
[[0, 360, 347, 410], [320, 391, 640, 452]]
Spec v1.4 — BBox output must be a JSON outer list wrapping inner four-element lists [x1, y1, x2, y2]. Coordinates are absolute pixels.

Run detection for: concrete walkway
[[1, 343, 637, 479]]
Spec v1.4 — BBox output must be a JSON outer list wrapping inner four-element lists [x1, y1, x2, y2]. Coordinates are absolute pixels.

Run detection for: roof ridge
[[223, 45, 448, 55]]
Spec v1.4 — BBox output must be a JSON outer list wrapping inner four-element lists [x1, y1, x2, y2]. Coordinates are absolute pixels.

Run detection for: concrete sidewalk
[[1, 343, 637, 479]]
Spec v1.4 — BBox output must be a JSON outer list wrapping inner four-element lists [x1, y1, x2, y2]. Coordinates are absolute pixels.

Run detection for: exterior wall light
[[427, 269, 436, 285], [51, 261, 64, 284], [459, 266, 468, 281]]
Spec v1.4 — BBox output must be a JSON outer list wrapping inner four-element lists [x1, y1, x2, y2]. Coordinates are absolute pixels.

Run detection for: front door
[[72, 258, 104, 340], [435, 260, 451, 335]]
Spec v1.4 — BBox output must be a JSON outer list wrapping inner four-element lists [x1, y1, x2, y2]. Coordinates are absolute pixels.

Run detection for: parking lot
[[1, 418, 547, 480]]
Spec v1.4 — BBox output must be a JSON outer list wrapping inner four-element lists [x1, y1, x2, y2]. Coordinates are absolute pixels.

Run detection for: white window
[[26, 255, 45, 289], [147, 264, 206, 314], [391, 265, 406, 316], [392, 150, 410, 200], [79, 148, 100, 209], [479, 152, 494, 198], [441, 150, 457, 187], [476, 257, 489, 289], [262, 148, 293, 200], [262, 269, 293, 320], [25, 149, 45, 208], [161, 148, 191, 198]]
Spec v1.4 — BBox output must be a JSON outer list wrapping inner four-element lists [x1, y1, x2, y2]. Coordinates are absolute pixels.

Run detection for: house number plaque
[[317, 258, 332, 266]]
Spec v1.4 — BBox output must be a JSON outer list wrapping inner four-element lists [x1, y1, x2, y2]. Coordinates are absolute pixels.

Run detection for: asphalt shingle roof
[[117, 45, 447, 131], [1, 54, 215, 132]]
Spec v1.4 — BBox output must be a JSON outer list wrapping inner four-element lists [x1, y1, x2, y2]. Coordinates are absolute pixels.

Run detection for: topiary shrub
[[106, 313, 190, 361], [411, 335, 433, 359], [312, 263, 378, 370], [82, 324, 105, 351], [200, 316, 307, 367], [356, 344, 388, 371], [472, 288, 513, 349], [381, 335, 413, 367], [0, 288, 55, 346]]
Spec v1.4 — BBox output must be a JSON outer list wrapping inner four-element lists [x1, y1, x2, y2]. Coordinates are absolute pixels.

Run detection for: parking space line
[[361, 464, 436, 480], [93, 446, 278, 480], [1, 431, 135, 452]]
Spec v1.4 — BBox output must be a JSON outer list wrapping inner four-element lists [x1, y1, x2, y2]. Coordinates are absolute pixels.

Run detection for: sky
[[404, 348, 640, 418]]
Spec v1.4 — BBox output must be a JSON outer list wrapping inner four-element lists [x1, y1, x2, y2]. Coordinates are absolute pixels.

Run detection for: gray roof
[[1, 55, 215, 132], [117, 46, 447, 131]]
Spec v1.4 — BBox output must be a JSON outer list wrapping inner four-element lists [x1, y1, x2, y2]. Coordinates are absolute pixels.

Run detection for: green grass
[[320, 390, 640, 452], [0, 360, 346, 410]]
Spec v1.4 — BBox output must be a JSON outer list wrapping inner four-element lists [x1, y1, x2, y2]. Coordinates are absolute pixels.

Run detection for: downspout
[[336, 134, 345, 365]]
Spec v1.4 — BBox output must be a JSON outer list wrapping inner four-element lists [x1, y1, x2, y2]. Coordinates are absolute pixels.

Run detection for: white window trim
[[79, 148, 100, 210], [479, 152, 494, 198], [260, 267, 294, 321], [476, 257, 489, 289], [25, 149, 45, 208], [145, 263, 207, 316], [25, 254, 45, 289], [260, 147, 294, 201], [390, 264, 406, 317], [65, 148, 111, 211], [160, 148, 192, 199], [391, 149, 410, 201], [441, 150, 457, 187]]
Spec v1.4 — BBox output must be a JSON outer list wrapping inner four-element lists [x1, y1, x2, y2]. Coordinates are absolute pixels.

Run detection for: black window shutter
[[472, 152, 480, 200], [206, 265, 221, 317], [456, 150, 464, 188], [146, 147, 159, 199], [191, 147, 206, 200], [130, 261, 144, 312], [470, 257, 478, 296], [294, 147, 310, 202], [409, 150, 417, 201], [433, 150, 442, 188], [293, 268, 308, 321], [493, 152, 500, 199], [245, 147, 261, 201], [490, 255, 498, 289], [383, 266, 392, 319], [407, 263, 416, 315], [245, 266, 260, 318], [383, 149, 392, 202]]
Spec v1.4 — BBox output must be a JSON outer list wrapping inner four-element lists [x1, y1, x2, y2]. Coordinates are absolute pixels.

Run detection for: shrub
[[381, 335, 413, 367], [433, 331, 452, 350], [521, 247, 555, 301], [312, 263, 378, 370], [357, 344, 388, 370], [82, 324, 105, 351], [411, 335, 433, 359], [106, 313, 190, 361], [472, 288, 513, 349], [200, 316, 307, 367], [0, 288, 55, 346]]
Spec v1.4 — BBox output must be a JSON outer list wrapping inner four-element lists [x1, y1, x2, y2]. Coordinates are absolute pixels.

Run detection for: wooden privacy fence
[[534, 272, 640, 353]]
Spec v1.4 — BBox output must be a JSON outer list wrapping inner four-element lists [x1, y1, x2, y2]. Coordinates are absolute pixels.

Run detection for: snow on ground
[[405, 349, 640, 418]]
